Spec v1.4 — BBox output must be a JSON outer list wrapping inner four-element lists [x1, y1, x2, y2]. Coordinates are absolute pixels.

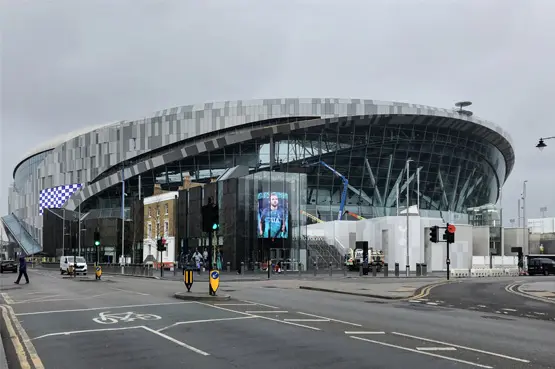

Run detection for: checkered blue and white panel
[[39, 183, 83, 215]]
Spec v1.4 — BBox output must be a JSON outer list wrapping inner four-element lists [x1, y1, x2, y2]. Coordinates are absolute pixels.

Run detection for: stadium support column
[[121, 167, 125, 274]]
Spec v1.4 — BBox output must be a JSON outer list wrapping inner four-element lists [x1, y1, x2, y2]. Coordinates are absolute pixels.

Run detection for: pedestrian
[[14, 255, 29, 284]]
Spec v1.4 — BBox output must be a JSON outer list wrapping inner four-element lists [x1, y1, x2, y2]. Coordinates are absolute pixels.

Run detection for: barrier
[[450, 267, 520, 278]]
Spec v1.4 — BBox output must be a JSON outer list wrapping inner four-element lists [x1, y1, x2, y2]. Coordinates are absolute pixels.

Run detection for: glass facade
[[13, 151, 49, 194]]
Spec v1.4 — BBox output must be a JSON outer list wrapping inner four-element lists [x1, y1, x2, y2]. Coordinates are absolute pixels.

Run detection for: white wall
[[142, 236, 176, 264]]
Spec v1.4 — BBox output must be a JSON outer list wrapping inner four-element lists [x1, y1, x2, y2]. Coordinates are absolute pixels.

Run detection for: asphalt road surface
[[415, 277, 555, 321], [1, 269, 553, 369]]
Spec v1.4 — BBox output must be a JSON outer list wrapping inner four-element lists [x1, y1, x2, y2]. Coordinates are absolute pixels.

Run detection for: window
[[164, 221, 169, 237], [164, 203, 169, 215], [156, 207, 160, 217], [148, 207, 151, 218], [147, 223, 152, 239]]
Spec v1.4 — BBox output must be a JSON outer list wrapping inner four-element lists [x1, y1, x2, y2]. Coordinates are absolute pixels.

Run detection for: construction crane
[[300, 210, 324, 223], [302, 160, 348, 221], [343, 210, 365, 220]]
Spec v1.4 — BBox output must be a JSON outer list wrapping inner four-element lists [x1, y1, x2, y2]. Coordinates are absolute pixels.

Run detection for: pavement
[[0, 268, 554, 369], [417, 276, 555, 321]]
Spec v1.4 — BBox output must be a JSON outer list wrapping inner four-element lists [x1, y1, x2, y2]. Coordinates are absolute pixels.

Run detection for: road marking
[[391, 332, 530, 363], [142, 326, 210, 356], [408, 300, 421, 303], [157, 316, 257, 332], [296, 312, 362, 327], [344, 331, 385, 335], [534, 312, 546, 315], [351, 336, 492, 368], [108, 287, 150, 296], [92, 311, 162, 325], [284, 319, 329, 322], [16, 301, 194, 316], [12, 292, 116, 304], [215, 303, 255, 306], [409, 280, 451, 300], [416, 347, 457, 351], [245, 310, 288, 314], [502, 308, 517, 312], [240, 300, 279, 309], [2, 305, 45, 369], [477, 305, 487, 308], [13, 294, 63, 304], [196, 302, 320, 331], [1, 305, 31, 369], [32, 326, 143, 340], [426, 302, 438, 306], [1, 292, 15, 305], [505, 283, 555, 305]]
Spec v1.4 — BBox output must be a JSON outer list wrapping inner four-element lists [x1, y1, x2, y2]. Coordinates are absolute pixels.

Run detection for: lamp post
[[522, 180, 528, 253], [405, 158, 413, 277]]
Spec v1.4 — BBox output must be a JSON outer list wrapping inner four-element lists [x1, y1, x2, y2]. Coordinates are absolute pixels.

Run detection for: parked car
[[527, 257, 555, 276], [0, 260, 18, 273]]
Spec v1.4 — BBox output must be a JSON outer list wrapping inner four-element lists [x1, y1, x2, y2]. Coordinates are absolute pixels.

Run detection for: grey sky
[[1, 0, 554, 224]]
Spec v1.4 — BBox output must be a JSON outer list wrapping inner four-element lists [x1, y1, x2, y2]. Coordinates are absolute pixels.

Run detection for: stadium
[[2, 98, 514, 269]]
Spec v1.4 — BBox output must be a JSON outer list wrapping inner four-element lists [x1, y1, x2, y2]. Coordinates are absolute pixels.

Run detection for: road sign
[[184, 269, 194, 292], [209, 269, 220, 295], [447, 224, 456, 233]]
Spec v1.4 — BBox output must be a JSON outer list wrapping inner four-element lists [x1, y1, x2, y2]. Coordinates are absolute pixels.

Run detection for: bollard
[[359, 264, 363, 276], [313, 262, 317, 276], [422, 263, 427, 276], [416, 263, 422, 277], [372, 264, 377, 277], [298, 262, 302, 277], [240, 262, 245, 275], [227, 262, 231, 273], [394, 263, 400, 277], [384, 263, 389, 277], [329, 262, 333, 277]]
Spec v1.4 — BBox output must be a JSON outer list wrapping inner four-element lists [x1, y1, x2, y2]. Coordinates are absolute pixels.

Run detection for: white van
[[60, 256, 88, 275]]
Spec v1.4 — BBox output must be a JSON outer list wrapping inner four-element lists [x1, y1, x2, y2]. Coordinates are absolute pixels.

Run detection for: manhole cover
[[482, 315, 515, 321]]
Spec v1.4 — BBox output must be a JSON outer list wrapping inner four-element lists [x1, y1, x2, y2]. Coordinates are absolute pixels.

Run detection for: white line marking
[[1, 293, 15, 305], [215, 303, 255, 306], [502, 308, 517, 312], [416, 347, 457, 351], [344, 331, 385, 335], [195, 302, 320, 331], [245, 310, 288, 314], [351, 336, 492, 368], [284, 319, 329, 322], [240, 300, 279, 309], [12, 292, 116, 304], [296, 312, 362, 327], [32, 326, 143, 340], [16, 301, 194, 316], [142, 326, 210, 356], [391, 332, 530, 363], [426, 302, 438, 306], [534, 312, 546, 315], [408, 300, 422, 303], [13, 295, 63, 304], [477, 305, 487, 308], [109, 287, 150, 296], [157, 316, 257, 332]]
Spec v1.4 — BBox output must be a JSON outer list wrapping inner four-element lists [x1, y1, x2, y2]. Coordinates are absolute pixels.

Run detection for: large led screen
[[257, 192, 289, 239]]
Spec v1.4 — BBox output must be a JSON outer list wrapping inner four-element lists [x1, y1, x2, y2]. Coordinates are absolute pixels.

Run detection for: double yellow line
[[408, 280, 452, 300], [0, 304, 44, 369]]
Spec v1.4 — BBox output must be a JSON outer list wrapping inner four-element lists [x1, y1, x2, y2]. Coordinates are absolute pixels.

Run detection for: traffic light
[[443, 223, 456, 243], [94, 231, 100, 246], [157, 238, 167, 252], [429, 226, 439, 243], [202, 201, 219, 232]]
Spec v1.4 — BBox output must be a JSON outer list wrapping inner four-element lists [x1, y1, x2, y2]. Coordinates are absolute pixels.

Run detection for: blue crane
[[303, 161, 348, 221]]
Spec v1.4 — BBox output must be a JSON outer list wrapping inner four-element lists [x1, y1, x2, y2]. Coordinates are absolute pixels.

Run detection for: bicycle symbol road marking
[[92, 311, 162, 325]]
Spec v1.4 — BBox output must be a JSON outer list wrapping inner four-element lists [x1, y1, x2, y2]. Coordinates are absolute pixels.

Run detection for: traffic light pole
[[160, 250, 163, 278], [446, 240, 450, 281], [208, 229, 214, 295]]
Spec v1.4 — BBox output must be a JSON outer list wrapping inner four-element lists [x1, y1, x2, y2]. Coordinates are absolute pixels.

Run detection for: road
[[418, 276, 555, 321], [0, 269, 553, 369]]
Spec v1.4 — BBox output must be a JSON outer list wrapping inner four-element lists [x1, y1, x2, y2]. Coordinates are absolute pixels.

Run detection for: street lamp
[[536, 136, 555, 150]]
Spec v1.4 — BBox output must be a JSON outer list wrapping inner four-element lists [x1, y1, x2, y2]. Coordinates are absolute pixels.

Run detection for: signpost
[[209, 269, 220, 296], [184, 268, 194, 292]]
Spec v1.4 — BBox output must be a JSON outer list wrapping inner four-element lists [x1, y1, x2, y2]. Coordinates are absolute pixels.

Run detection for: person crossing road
[[14, 255, 29, 284]]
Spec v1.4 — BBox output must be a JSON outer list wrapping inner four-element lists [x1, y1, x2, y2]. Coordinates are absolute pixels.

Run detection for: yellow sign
[[184, 269, 194, 292], [209, 269, 220, 295]]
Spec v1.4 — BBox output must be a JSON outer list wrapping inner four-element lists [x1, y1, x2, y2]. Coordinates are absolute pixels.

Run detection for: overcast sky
[[1, 0, 554, 225]]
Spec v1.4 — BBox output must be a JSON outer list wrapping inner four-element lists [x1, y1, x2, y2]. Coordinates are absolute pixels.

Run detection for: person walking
[[14, 255, 29, 284]]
